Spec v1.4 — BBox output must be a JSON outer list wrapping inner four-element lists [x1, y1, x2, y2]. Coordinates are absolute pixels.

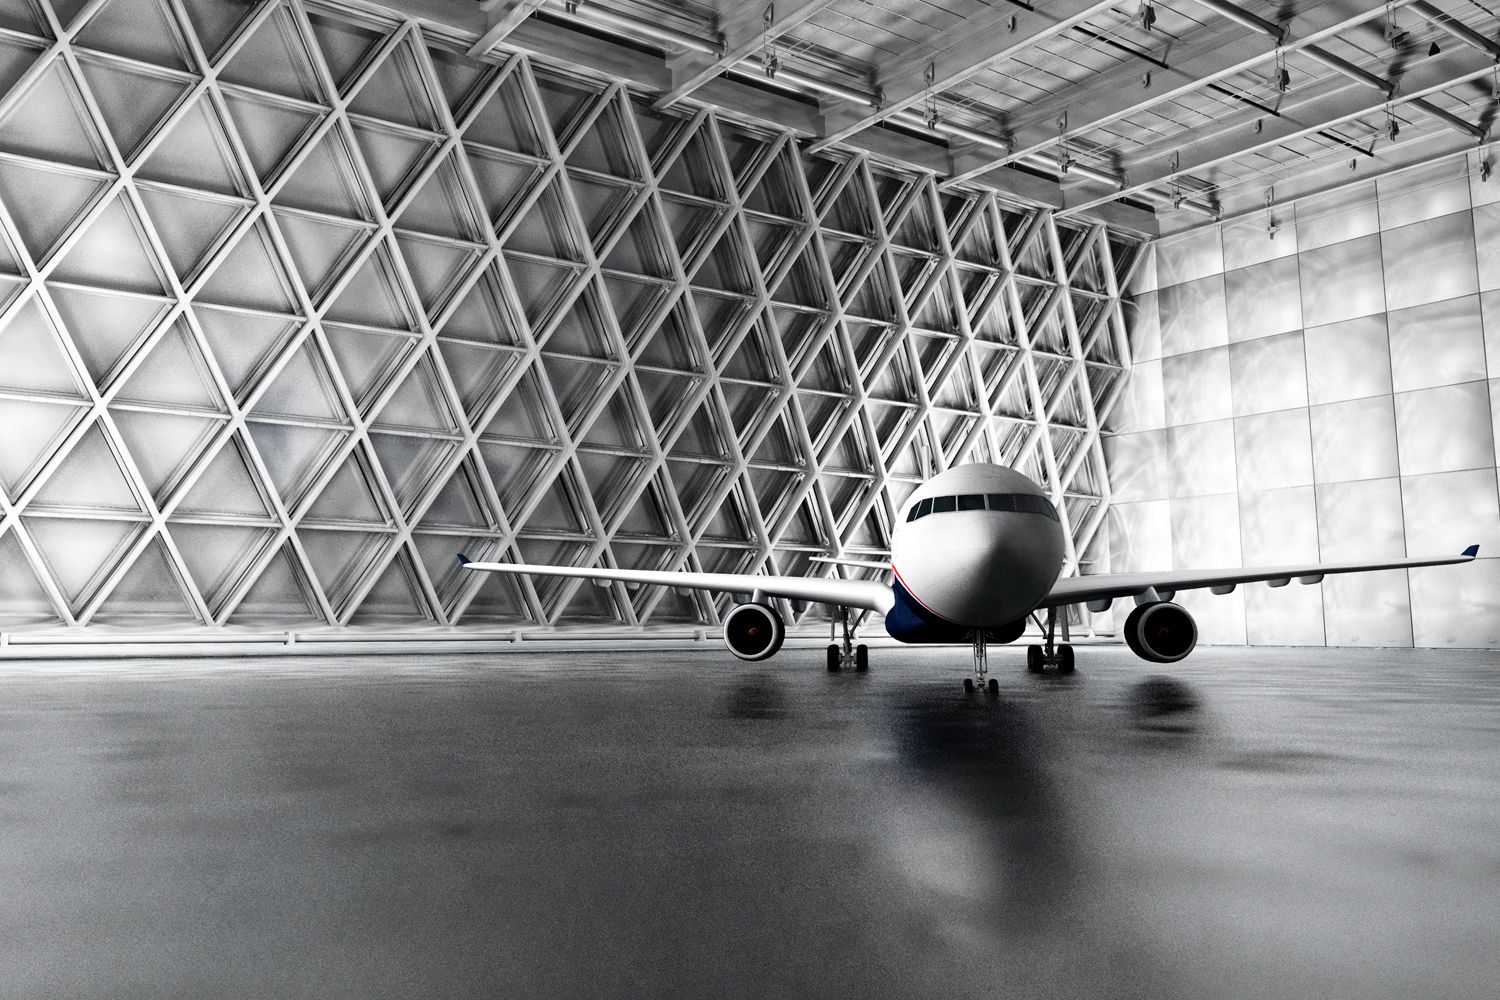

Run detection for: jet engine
[[723, 602, 785, 661], [1123, 601, 1198, 663]]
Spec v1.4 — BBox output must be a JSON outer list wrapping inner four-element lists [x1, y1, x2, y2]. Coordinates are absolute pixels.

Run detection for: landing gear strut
[[826, 606, 868, 673], [1026, 606, 1075, 675], [963, 633, 1000, 696]]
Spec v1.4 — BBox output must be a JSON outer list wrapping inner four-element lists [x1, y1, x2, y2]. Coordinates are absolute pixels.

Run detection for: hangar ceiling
[[424, 0, 1500, 232], [0, 0, 1141, 631]]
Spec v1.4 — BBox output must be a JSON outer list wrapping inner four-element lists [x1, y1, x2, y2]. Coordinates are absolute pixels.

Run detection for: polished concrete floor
[[1, 644, 1498, 999]]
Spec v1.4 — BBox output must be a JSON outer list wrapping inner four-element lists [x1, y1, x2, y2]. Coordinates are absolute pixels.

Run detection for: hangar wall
[[0, 0, 1142, 638], [1108, 155, 1500, 648]]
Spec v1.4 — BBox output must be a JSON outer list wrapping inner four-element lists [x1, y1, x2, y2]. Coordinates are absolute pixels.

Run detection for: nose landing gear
[[826, 607, 868, 673], [963, 634, 1000, 696], [1026, 606, 1075, 674]]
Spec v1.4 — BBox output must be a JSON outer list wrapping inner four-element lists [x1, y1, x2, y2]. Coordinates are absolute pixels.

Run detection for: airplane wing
[[1041, 545, 1480, 609], [457, 555, 894, 613]]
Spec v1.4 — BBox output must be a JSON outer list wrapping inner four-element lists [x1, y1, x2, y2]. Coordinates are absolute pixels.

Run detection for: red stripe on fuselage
[[891, 564, 963, 625]]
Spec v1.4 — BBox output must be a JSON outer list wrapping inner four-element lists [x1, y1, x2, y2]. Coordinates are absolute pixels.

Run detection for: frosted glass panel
[[1238, 486, 1318, 564], [1162, 346, 1232, 424], [1166, 419, 1235, 498], [1102, 431, 1167, 503], [1300, 235, 1386, 327], [1387, 295, 1486, 393], [1303, 315, 1392, 405], [1381, 213, 1478, 312], [1156, 227, 1222, 287], [1234, 409, 1313, 492], [1230, 332, 1307, 415], [1410, 559, 1500, 647], [1315, 478, 1406, 560], [1309, 396, 1399, 483], [1322, 571, 1412, 647], [1158, 274, 1228, 356], [1394, 383, 1496, 476], [1377, 160, 1471, 230], [1222, 214, 1297, 271], [1400, 469, 1500, 558], [1114, 164, 1497, 649], [1295, 181, 1378, 252], [1225, 255, 1301, 343]]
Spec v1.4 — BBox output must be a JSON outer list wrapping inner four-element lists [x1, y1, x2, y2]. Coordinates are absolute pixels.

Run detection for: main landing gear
[[1026, 606, 1075, 675], [826, 606, 868, 673]]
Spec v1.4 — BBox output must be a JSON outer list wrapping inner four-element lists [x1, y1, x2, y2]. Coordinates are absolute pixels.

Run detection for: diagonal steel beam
[[806, 0, 1121, 154], [654, 0, 840, 110], [1059, 47, 1498, 218]]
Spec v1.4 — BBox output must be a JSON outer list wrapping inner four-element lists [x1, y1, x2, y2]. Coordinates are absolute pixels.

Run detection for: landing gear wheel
[[963, 678, 975, 695], [854, 644, 869, 672], [1056, 644, 1075, 674], [987, 678, 999, 696], [1026, 645, 1045, 673], [826, 644, 841, 672]]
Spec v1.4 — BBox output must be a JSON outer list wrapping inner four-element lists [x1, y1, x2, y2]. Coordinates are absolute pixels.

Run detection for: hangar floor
[[1, 645, 1497, 1000]]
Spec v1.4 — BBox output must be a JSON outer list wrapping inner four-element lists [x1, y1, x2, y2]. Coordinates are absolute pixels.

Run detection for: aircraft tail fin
[[456, 553, 471, 566], [1462, 544, 1480, 558]]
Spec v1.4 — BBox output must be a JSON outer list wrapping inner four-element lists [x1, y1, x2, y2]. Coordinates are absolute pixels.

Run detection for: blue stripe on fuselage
[[883, 575, 970, 644]]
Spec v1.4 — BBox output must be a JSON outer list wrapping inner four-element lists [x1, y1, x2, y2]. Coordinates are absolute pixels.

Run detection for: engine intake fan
[[1123, 601, 1198, 663], [723, 602, 785, 661]]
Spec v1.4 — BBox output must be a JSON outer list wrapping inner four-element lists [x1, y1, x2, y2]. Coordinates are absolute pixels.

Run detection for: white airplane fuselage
[[885, 463, 1065, 642]]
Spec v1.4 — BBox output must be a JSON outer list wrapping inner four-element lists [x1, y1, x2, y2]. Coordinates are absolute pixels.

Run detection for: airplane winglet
[[1462, 544, 1480, 558], [456, 553, 471, 566]]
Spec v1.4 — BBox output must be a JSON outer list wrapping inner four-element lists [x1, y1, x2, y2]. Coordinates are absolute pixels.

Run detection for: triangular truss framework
[[0, 0, 1143, 632]]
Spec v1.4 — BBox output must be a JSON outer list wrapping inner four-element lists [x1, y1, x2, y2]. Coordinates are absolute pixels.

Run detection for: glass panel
[[932, 495, 956, 513], [957, 494, 984, 511], [915, 497, 933, 520]]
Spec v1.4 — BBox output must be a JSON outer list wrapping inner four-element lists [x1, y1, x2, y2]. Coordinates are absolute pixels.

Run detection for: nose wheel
[[827, 607, 868, 672]]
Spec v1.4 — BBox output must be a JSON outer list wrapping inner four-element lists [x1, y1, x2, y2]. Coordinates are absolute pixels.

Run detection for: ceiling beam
[[1411, 0, 1500, 60], [1056, 46, 1497, 217], [943, 1, 1419, 189], [1164, 134, 1495, 235], [655, 0, 841, 109], [468, 0, 549, 58], [1198, 0, 1485, 141], [806, 0, 1121, 155], [358, 0, 1158, 231]]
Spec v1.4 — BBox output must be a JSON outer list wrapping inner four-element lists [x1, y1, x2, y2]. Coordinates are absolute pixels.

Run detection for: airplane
[[457, 463, 1481, 694]]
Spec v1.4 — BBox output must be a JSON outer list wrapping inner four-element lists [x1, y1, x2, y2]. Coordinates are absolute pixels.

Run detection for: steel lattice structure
[[0, 0, 1142, 634]]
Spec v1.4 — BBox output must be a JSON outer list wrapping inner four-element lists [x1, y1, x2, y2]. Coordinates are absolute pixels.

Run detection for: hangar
[[0, 0, 1496, 996]]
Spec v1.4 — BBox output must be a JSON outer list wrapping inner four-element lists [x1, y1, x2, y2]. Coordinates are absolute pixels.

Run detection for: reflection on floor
[[1, 645, 1498, 999]]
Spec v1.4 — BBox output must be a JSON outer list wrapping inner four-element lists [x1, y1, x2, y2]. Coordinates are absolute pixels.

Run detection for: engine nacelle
[[723, 602, 785, 661], [1123, 602, 1198, 663]]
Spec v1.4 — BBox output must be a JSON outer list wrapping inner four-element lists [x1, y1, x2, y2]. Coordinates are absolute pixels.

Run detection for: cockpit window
[[907, 492, 1058, 523]]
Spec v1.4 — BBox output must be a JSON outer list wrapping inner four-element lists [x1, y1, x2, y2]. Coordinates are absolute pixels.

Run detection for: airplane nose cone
[[894, 513, 1065, 627]]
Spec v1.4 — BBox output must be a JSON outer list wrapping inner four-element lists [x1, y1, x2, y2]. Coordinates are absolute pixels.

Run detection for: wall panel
[[1115, 154, 1499, 648]]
